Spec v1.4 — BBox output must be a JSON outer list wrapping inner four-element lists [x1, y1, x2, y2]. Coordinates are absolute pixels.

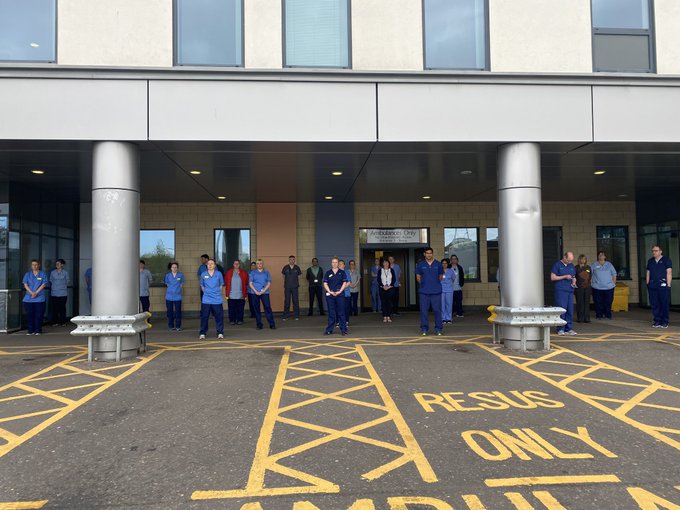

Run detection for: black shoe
[[320, 312, 325, 316], [236, 321, 243, 325], [230, 322, 236, 325], [270, 325, 276, 329], [256, 325, 263, 330], [308, 312, 313, 316], [324, 330, 332, 335], [341, 331, 348, 336]]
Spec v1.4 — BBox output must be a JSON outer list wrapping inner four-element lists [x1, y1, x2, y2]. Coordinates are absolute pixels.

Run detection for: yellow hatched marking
[[0, 501, 48, 509], [192, 338, 437, 501], [478, 343, 680, 452]]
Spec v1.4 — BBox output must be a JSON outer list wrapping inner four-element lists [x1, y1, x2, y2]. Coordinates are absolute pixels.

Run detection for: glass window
[[423, 0, 487, 70], [592, 0, 649, 29], [591, 0, 654, 72], [444, 228, 479, 281], [0, 0, 56, 62], [596, 226, 630, 279], [284, 0, 350, 68], [486, 227, 499, 282], [214, 229, 251, 273], [175, 0, 243, 66], [140, 230, 176, 284]]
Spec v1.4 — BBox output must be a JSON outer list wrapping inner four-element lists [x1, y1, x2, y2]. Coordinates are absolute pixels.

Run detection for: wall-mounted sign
[[363, 228, 429, 244]]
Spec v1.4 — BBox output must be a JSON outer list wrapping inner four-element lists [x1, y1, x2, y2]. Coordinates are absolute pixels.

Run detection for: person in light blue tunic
[[199, 259, 224, 339], [49, 259, 70, 326], [249, 259, 276, 330], [164, 261, 184, 331], [441, 258, 454, 324], [23, 259, 48, 335]]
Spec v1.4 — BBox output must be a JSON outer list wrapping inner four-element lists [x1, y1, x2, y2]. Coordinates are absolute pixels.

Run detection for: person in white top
[[378, 259, 397, 322]]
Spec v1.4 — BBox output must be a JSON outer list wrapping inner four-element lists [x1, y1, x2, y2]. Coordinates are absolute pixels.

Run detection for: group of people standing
[[21, 259, 70, 335]]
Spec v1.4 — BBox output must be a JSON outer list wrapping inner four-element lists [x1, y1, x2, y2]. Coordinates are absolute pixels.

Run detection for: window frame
[[596, 225, 631, 280], [282, 0, 352, 69], [140, 229, 176, 287], [213, 227, 252, 270], [0, 0, 58, 64], [173, 0, 245, 67], [421, 0, 490, 71], [443, 227, 481, 282], [591, 0, 656, 73]]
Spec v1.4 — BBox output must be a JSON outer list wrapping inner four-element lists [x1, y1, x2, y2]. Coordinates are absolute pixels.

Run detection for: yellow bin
[[612, 282, 629, 312]]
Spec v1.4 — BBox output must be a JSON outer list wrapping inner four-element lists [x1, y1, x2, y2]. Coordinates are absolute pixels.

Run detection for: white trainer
[[199, 334, 206, 340]]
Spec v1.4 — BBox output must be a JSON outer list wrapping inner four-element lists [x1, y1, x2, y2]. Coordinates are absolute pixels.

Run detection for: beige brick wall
[[296, 203, 316, 311], [355, 201, 639, 307], [141, 203, 256, 314]]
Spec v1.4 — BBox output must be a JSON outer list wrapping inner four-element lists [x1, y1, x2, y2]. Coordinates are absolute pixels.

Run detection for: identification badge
[[37, 278, 42, 281], [314, 279, 318, 283], [204, 275, 209, 279]]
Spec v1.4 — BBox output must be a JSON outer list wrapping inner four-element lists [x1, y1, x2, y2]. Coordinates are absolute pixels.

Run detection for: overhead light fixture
[[324, 196, 333, 200], [617, 194, 628, 198], [30, 42, 39, 48], [331, 171, 343, 176], [422, 195, 431, 200], [31, 169, 44, 175], [594, 170, 606, 175], [190, 170, 201, 175], [460, 170, 473, 175], [217, 196, 226, 200]]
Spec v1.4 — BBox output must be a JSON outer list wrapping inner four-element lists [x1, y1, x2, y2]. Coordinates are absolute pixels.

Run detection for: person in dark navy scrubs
[[323, 257, 349, 336], [415, 247, 444, 336], [646, 245, 672, 328], [22, 259, 48, 335], [551, 251, 577, 335]]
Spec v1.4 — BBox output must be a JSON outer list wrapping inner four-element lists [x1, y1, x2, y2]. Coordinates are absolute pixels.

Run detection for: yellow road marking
[[0, 501, 48, 509], [485, 474, 621, 487]]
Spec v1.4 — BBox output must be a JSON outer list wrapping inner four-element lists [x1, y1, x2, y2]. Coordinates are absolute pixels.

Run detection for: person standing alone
[[551, 251, 577, 335], [281, 255, 301, 321], [647, 245, 672, 328]]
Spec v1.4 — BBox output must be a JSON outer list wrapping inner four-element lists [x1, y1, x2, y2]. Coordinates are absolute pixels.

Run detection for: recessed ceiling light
[[31, 169, 44, 175], [594, 170, 606, 175], [331, 171, 343, 176], [30, 42, 39, 48], [617, 194, 628, 198], [217, 196, 226, 200], [422, 195, 431, 200], [324, 196, 333, 200], [460, 170, 473, 175], [190, 170, 201, 175]]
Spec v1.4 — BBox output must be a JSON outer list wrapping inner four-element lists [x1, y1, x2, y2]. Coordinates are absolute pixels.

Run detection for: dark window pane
[[176, 0, 242, 66], [214, 229, 251, 270], [486, 227, 499, 282], [0, 0, 56, 62], [424, 0, 486, 70], [592, 0, 649, 29], [140, 230, 175, 284], [597, 226, 630, 279], [285, 0, 349, 68], [444, 228, 479, 280], [593, 34, 650, 72]]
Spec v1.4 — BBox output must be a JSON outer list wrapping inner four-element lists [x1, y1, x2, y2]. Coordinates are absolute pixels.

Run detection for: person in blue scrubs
[[441, 258, 454, 324], [199, 259, 224, 340], [49, 259, 70, 326], [139, 260, 152, 313], [551, 251, 577, 335], [591, 251, 617, 320], [416, 247, 444, 335], [249, 259, 276, 330], [323, 257, 349, 335], [646, 245, 673, 328], [22, 259, 48, 335], [370, 258, 381, 312], [197, 254, 209, 300], [338, 260, 352, 328], [248, 261, 258, 318], [164, 261, 184, 331], [84, 266, 92, 305]]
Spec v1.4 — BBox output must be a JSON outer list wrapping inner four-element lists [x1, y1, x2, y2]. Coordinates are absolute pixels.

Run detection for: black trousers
[[392, 286, 400, 313], [283, 287, 300, 318], [308, 285, 325, 314], [51, 295, 67, 324], [380, 288, 394, 317], [574, 287, 591, 322]]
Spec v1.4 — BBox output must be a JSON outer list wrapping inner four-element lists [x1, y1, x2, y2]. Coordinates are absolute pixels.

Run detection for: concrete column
[[91, 142, 140, 360], [498, 143, 544, 349]]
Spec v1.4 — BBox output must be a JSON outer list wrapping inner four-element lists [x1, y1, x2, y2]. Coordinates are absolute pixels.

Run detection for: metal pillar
[[91, 142, 141, 360], [498, 143, 545, 350]]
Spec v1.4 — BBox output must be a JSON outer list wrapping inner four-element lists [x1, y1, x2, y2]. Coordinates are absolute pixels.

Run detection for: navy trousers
[[371, 283, 381, 311], [649, 287, 670, 326], [325, 295, 347, 334], [228, 298, 245, 323], [592, 288, 614, 319], [419, 293, 442, 333], [253, 294, 275, 328], [166, 300, 182, 329], [24, 301, 46, 334], [554, 290, 574, 332], [200, 303, 224, 336], [140, 296, 150, 313]]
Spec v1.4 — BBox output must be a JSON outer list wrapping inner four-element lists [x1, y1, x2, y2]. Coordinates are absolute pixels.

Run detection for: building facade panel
[[651, 0, 680, 75], [593, 86, 680, 142], [351, 0, 423, 71], [488, 0, 592, 73], [378, 83, 593, 142], [57, 0, 173, 67], [244, 0, 283, 69], [0, 79, 148, 140], [148, 81, 377, 141]]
